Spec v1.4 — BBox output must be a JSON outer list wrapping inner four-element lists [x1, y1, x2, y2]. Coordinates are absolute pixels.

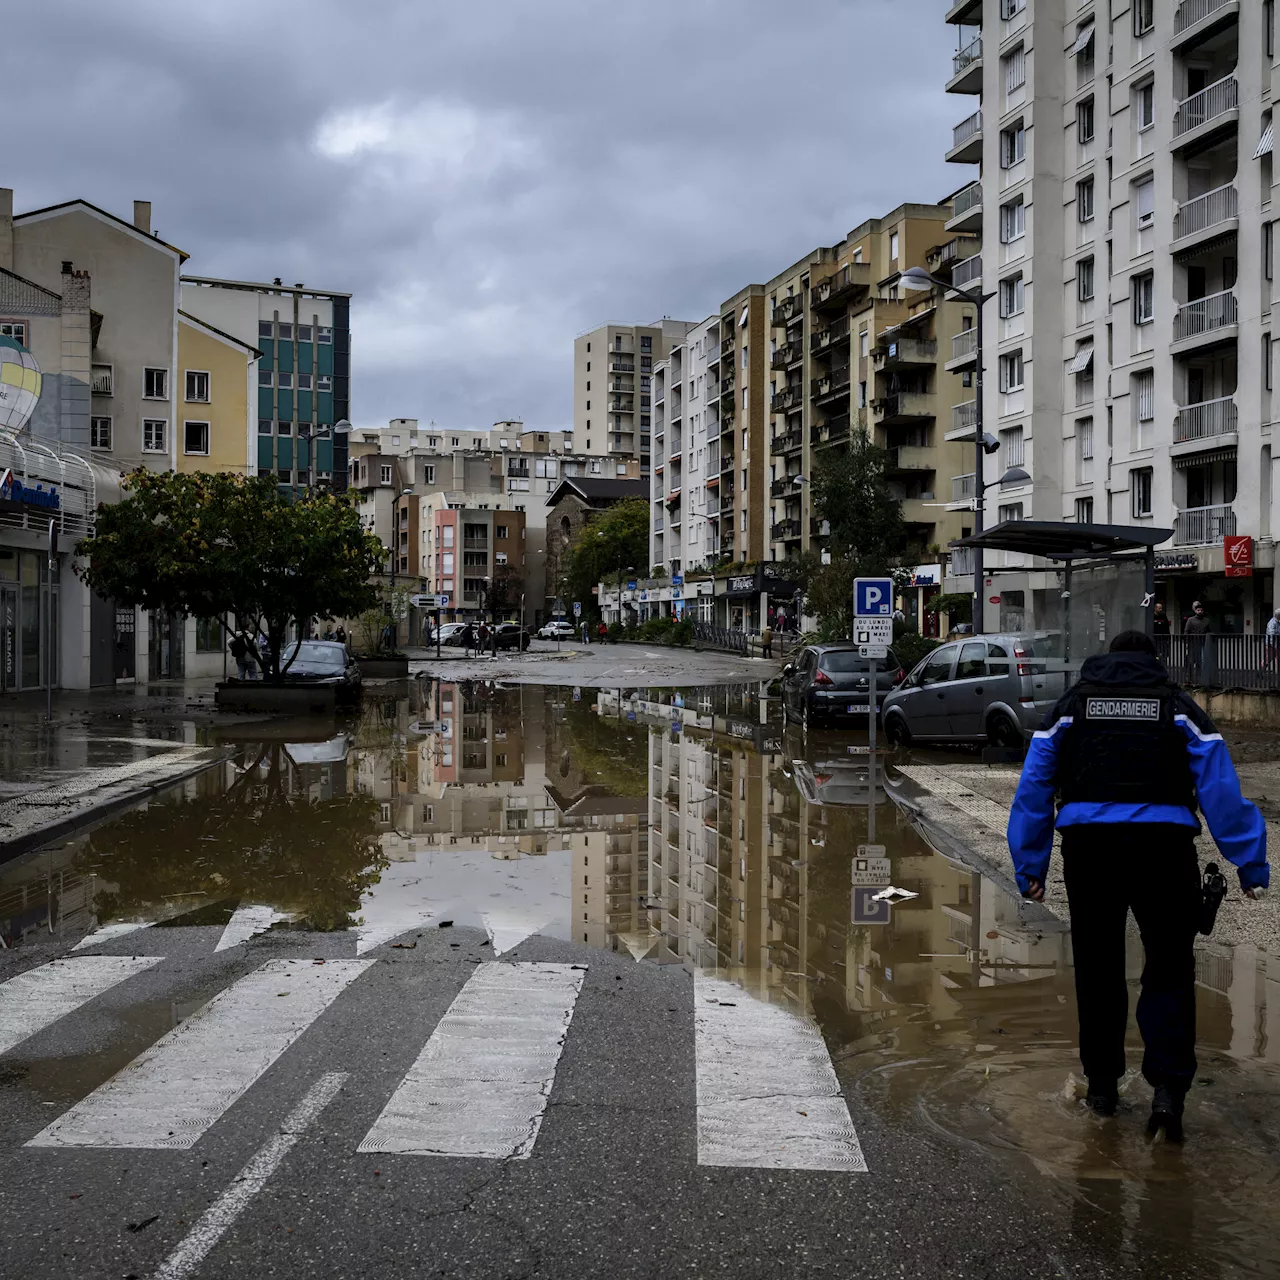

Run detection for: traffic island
[[214, 681, 338, 714]]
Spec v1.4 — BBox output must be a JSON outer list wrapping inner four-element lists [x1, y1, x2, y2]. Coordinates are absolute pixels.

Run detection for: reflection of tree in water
[[79, 744, 387, 931], [553, 697, 648, 797]]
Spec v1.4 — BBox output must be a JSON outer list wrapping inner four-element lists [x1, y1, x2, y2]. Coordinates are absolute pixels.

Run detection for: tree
[[562, 497, 650, 615], [485, 563, 525, 621], [76, 470, 385, 678]]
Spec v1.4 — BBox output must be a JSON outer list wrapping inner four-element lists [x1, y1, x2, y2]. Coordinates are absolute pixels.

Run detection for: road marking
[[480, 912, 545, 956], [72, 922, 155, 951], [214, 905, 291, 951], [151, 1072, 348, 1280], [27, 958, 372, 1149], [694, 974, 867, 1172], [0, 956, 162, 1057], [358, 962, 586, 1159]]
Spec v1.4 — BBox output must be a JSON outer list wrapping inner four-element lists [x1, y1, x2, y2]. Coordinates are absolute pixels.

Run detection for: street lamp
[[901, 264, 998, 634]]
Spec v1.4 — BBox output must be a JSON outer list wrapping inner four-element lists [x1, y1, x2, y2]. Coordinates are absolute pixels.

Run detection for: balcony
[[810, 317, 849, 355], [948, 473, 976, 509], [720, 371, 736, 396], [945, 0, 981, 23], [720, 492, 736, 513], [886, 445, 935, 473], [946, 181, 982, 234], [90, 365, 113, 395], [815, 414, 851, 448], [1175, 503, 1236, 546], [875, 391, 934, 424], [1172, 289, 1238, 351], [950, 253, 983, 291], [721, 337, 735, 359], [812, 264, 871, 313], [947, 111, 982, 164], [874, 337, 938, 370], [950, 545, 975, 577], [947, 327, 979, 370], [771, 427, 804, 455], [770, 476, 797, 498], [771, 384, 805, 414], [720, 451, 735, 473], [771, 342, 804, 370], [946, 399, 978, 440], [609, 358, 635, 373], [772, 295, 804, 327], [770, 519, 802, 542], [610, 397, 634, 412], [1172, 75, 1239, 151], [1172, 0, 1240, 52], [928, 235, 981, 275], [1174, 395, 1238, 448], [1172, 183, 1238, 251], [947, 33, 983, 94], [462, 538, 489, 551], [507, 462, 530, 477], [811, 369, 851, 404]]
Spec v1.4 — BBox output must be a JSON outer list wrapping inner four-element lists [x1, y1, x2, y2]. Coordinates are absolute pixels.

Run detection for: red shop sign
[[1224, 534, 1253, 578]]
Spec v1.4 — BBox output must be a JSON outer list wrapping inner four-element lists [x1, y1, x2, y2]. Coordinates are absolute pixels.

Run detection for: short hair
[[1109, 630, 1156, 656]]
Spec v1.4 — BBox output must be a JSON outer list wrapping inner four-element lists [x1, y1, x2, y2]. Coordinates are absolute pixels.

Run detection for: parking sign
[[854, 577, 894, 618]]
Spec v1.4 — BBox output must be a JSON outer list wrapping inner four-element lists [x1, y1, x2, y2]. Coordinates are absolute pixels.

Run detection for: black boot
[[1085, 1079, 1119, 1116], [1147, 1085, 1186, 1142]]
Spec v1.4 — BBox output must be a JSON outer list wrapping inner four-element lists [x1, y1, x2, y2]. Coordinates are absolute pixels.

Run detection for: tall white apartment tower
[[945, 0, 1277, 633]]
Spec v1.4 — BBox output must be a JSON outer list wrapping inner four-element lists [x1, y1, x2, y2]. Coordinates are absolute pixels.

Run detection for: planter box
[[355, 656, 410, 679], [215, 681, 337, 714]]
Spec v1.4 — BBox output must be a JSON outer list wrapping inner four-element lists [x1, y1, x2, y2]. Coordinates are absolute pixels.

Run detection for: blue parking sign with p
[[854, 577, 894, 618]]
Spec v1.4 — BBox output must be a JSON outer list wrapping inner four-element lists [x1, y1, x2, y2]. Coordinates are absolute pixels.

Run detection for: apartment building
[[419, 498, 527, 621], [943, 0, 1278, 632], [175, 313, 259, 477], [573, 320, 699, 475], [180, 276, 351, 493]]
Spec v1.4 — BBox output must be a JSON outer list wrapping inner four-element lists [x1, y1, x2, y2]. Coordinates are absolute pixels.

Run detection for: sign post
[[47, 518, 56, 721], [854, 578, 892, 843]]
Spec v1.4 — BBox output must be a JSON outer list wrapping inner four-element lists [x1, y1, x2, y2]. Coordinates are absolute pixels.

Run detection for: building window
[[1265, 221, 1274, 283], [183, 421, 210, 455], [1075, 497, 1094, 523], [1001, 0, 1025, 17], [1133, 273, 1155, 325], [277, 420, 292, 436], [999, 197, 1026, 244], [1137, 82, 1155, 132], [998, 501, 1024, 522], [278, 323, 292, 341], [1001, 425, 1025, 468], [1131, 468, 1153, 518], [859, 329, 869, 357], [318, 374, 332, 392], [196, 617, 223, 653], [451, 437, 460, 447], [297, 373, 313, 391], [889, 230, 900, 261], [999, 274, 1024, 318], [1135, 177, 1155, 229], [640, 336, 652, 351], [258, 321, 273, 339], [185, 370, 210, 403], [1077, 97, 1095, 144], [278, 371, 293, 389], [142, 419, 167, 453], [425, 464, 435, 484], [380, 464, 393, 485], [297, 324, 313, 342], [1002, 45, 1026, 95], [90, 416, 112, 450], [1000, 120, 1026, 169], [258, 418, 273, 434], [1078, 417, 1094, 459], [1077, 257, 1096, 302], [318, 326, 333, 344], [999, 350, 1025, 392], [143, 368, 168, 400], [258, 369, 273, 387], [1077, 178, 1095, 223], [1134, 0, 1154, 36], [1135, 370, 1155, 423]]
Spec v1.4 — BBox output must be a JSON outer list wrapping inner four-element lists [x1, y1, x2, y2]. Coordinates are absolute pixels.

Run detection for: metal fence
[[692, 623, 747, 654], [1157, 634, 1280, 692]]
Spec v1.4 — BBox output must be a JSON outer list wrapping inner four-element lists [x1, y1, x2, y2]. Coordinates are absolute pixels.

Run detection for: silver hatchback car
[[880, 632, 1065, 748]]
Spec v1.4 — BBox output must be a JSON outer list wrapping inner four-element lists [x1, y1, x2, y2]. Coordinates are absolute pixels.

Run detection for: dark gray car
[[781, 643, 904, 728]]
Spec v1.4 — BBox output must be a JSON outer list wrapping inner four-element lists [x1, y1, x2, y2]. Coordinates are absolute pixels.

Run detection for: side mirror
[[782, 664, 794, 678]]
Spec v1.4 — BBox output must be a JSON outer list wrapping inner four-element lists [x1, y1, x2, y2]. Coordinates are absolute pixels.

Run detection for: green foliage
[[812, 432, 906, 566], [484, 563, 525, 620], [76, 470, 384, 678], [892, 630, 940, 673], [925, 592, 973, 623], [670, 616, 693, 646], [562, 498, 650, 614]]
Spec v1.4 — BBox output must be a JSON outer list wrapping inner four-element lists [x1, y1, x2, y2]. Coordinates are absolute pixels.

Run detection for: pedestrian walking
[[228, 631, 257, 681], [1008, 630, 1267, 1141], [462, 622, 475, 657], [597, 620, 608, 645], [581, 621, 590, 645], [1185, 600, 1211, 683], [1264, 608, 1280, 671], [477, 622, 491, 657], [761, 624, 773, 659]]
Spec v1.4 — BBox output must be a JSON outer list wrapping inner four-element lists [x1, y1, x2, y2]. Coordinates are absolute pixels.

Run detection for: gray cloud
[[10, 0, 959, 429]]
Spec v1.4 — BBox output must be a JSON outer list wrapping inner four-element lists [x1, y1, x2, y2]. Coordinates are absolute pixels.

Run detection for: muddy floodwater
[[4, 677, 1280, 1277]]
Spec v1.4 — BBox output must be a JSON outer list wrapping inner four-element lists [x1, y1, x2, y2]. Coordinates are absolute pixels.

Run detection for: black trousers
[[1061, 823, 1201, 1091]]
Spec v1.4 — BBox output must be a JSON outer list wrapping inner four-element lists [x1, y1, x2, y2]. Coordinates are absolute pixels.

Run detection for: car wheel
[[884, 714, 912, 747], [987, 713, 1022, 749]]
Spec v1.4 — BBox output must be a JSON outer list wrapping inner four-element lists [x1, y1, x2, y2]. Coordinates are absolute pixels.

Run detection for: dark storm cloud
[[9, 0, 958, 429]]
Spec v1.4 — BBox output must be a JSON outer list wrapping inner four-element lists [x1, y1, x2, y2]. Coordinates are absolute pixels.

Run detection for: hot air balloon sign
[[0, 334, 42, 434]]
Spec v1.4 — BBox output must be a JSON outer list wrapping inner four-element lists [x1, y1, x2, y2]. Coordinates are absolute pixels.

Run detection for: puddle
[[4, 677, 1280, 1269]]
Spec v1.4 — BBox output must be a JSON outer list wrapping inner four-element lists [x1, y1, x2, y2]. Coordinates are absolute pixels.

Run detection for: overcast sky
[[12, 0, 958, 432]]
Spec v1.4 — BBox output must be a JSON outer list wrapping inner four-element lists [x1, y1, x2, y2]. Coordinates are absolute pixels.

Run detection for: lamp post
[[901, 266, 998, 634]]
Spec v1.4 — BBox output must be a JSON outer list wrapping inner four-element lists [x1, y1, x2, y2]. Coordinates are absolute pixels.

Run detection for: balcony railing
[[811, 369, 852, 401], [771, 385, 805, 413], [953, 34, 982, 77], [1175, 395, 1237, 442], [1174, 183, 1238, 241], [1175, 503, 1236, 546], [772, 428, 804, 453], [951, 473, 976, 502], [1175, 0, 1235, 35], [773, 295, 804, 326], [1173, 75, 1238, 139], [771, 519, 802, 541], [1174, 289, 1238, 341], [811, 318, 849, 353], [951, 328, 979, 361], [951, 181, 982, 219], [952, 111, 982, 149], [770, 476, 796, 497], [951, 253, 983, 290], [878, 337, 938, 365], [771, 342, 803, 370], [91, 366, 113, 395], [952, 400, 978, 433]]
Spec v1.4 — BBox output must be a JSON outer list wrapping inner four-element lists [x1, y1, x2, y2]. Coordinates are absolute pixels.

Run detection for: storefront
[[1154, 542, 1272, 637], [898, 563, 943, 637]]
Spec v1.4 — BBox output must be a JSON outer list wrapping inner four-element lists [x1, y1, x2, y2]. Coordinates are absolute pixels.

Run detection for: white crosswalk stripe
[[0, 956, 162, 1058], [26, 958, 373, 1150], [358, 962, 586, 1159], [694, 973, 867, 1172], [215, 905, 292, 951]]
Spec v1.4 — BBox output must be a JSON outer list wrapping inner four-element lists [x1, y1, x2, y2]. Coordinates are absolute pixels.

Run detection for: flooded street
[[3, 678, 1280, 1277]]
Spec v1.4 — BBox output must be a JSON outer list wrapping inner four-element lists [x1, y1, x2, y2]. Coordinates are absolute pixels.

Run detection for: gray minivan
[[880, 632, 1065, 748]]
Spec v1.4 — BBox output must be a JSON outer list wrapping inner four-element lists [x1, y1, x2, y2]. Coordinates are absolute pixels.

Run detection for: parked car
[[780, 644, 904, 728], [437, 623, 469, 646], [279, 641, 362, 706], [880, 632, 1065, 748], [539, 620, 576, 640], [785, 756, 887, 808], [493, 622, 532, 651]]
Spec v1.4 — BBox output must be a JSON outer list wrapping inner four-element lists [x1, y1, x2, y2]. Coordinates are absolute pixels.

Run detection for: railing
[[1174, 289, 1238, 341], [811, 318, 849, 351], [771, 343, 803, 369], [1174, 183, 1238, 240], [692, 623, 747, 654], [951, 182, 982, 218], [772, 429, 804, 452], [609, 359, 635, 372], [880, 338, 938, 364], [720, 452, 734, 472], [951, 253, 983, 290], [462, 538, 489, 550], [1175, 395, 1237, 442], [950, 546, 975, 576], [1174, 503, 1236, 546], [952, 111, 982, 149], [1175, 0, 1236, 36], [1158, 634, 1280, 692], [773, 296, 804, 325], [771, 519, 801, 540], [952, 400, 978, 433], [953, 33, 982, 76], [951, 328, 979, 361], [811, 369, 852, 400], [721, 337, 735, 358], [771, 385, 804, 412], [1173, 75, 1238, 138], [770, 477, 795, 497], [91, 367, 113, 395], [951, 473, 976, 502]]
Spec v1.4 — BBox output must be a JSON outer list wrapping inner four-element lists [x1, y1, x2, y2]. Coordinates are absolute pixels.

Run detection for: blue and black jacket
[[1008, 650, 1268, 894]]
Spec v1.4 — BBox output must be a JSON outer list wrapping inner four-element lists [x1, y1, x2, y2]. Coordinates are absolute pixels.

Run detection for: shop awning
[[951, 519, 1173, 562], [1173, 445, 1236, 469]]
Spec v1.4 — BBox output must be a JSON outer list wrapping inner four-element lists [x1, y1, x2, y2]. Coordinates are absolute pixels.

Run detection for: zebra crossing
[[0, 947, 868, 1173]]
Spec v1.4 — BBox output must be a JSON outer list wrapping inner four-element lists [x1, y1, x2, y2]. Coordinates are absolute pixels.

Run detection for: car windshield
[[284, 643, 345, 668], [819, 650, 897, 673]]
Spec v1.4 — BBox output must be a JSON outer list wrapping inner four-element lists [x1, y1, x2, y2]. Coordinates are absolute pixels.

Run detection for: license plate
[[847, 703, 868, 713]]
